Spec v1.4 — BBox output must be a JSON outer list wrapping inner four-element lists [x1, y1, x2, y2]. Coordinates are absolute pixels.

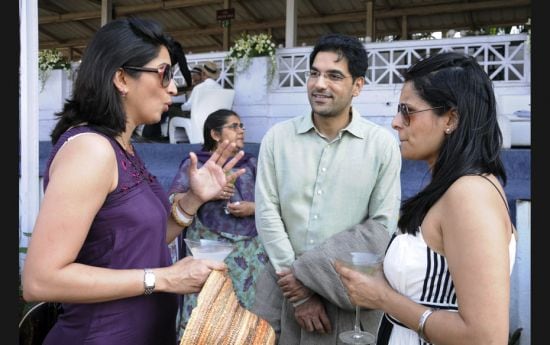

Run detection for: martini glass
[[337, 251, 384, 345], [184, 239, 235, 262]]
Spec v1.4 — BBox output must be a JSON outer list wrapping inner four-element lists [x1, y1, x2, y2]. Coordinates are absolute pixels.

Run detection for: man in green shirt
[[253, 33, 401, 343]]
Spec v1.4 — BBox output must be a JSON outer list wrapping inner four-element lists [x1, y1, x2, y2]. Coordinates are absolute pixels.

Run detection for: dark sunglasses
[[218, 122, 245, 131], [397, 103, 444, 126], [122, 63, 173, 88]]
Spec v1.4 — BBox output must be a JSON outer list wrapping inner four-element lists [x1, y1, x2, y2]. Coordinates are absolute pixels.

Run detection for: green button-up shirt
[[255, 108, 402, 271]]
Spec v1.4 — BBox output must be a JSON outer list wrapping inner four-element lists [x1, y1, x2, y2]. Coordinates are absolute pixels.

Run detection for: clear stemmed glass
[[337, 251, 384, 345], [184, 239, 235, 262]]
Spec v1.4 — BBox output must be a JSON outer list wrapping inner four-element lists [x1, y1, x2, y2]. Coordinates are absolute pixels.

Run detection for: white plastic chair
[[168, 88, 235, 144]]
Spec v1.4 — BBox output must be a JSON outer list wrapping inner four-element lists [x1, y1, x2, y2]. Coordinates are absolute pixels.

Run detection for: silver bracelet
[[417, 308, 437, 343]]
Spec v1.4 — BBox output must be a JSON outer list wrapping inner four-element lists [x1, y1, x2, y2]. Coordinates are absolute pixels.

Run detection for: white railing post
[[510, 199, 531, 345], [19, 0, 40, 273]]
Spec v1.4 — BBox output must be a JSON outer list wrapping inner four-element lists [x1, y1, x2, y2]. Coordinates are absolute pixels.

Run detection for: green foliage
[[38, 48, 71, 92], [228, 32, 276, 59], [20, 231, 32, 254], [227, 33, 277, 84], [38, 48, 71, 71]]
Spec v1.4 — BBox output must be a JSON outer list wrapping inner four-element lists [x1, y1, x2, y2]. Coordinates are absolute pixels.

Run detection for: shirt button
[[313, 214, 318, 219], [317, 190, 322, 195], [322, 167, 326, 172], [308, 239, 315, 244]]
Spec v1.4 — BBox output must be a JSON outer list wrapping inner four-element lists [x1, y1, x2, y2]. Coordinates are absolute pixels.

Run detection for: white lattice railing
[[185, 33, 529, 91]]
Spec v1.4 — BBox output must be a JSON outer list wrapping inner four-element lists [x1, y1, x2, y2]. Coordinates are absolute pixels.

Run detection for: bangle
[[417, 308, 437, 343], [171, 200, 194, 227], [178, 200, 195, 218]]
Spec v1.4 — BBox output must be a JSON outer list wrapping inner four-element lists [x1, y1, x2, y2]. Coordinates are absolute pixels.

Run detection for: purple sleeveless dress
[[42, 126, 178, 345]]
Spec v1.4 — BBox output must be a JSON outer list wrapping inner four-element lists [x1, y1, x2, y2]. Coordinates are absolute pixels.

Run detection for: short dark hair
[[51, 17, 171, 144], [309, 33, 368, 80], [398, 52, 507, 234], [202, 109, 240, 152]]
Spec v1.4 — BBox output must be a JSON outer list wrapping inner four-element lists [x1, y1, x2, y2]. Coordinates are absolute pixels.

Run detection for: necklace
[[116, 137, 135, 156]]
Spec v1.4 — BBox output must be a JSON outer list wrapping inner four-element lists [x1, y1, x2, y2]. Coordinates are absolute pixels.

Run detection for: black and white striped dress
[[376, 227, 516, 345]]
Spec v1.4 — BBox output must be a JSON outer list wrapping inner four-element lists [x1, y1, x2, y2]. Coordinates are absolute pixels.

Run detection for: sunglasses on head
[[397, 103, 444, 126], [122, 63, 173, 88]]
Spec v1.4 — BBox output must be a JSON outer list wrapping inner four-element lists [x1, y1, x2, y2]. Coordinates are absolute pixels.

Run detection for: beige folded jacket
[[251, 218, 391, 345]]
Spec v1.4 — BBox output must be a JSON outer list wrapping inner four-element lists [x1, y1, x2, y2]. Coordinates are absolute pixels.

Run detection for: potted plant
[[227, 33, 277, 84], [38, 48, 71, 92]]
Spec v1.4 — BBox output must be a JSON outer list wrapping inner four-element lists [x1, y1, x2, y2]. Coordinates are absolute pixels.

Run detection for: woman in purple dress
[[22, 17, 244, 345]]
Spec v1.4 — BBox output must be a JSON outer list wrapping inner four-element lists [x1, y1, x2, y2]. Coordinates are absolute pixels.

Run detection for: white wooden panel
[[510, 200, 531, 345]]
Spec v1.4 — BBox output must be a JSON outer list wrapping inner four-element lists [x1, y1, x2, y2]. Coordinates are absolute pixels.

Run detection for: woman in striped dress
[[335, 52, 517, 345]]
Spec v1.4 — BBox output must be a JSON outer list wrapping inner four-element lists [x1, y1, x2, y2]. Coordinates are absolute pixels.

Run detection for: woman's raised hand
[[188, 140, 245, 203]]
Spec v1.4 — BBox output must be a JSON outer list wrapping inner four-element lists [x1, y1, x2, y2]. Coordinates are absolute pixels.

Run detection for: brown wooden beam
[[38, 27, 58, 42], [304, 0, 338, 33], [39, 0, 531, 53], [366, 1, 374, 40], [40, 13, 529, 52], [223, 0, 231, 51], [42, 17, 527, 54], [38, 0, 72, 13], [40, 0, 224, 24], [40, 0, 530, 25], [401, 15, 408, 40], [40, 10, 101, 24], [115, 0, 222, 16], [174, 7, 222, 46], [375, 0, 530, 19], [40, 39, 90, 50], [168, 42, 222, 53], [101, 0, 113, 26], [235, 1, 259, 21], [39, 0, 100, 34]]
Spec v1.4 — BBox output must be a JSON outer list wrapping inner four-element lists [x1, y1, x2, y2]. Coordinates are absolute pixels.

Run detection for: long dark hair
[[398, 52, 507, 234], [50, 17, 171, 144], [202, 109, 239, 152], [309, 33, 368, 80]]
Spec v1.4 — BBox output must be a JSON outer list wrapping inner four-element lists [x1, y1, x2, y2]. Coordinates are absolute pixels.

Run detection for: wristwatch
[[143, 269, 155, 295]]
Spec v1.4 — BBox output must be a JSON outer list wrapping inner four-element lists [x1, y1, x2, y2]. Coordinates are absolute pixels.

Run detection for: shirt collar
[[297, 107, 365, 140]]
